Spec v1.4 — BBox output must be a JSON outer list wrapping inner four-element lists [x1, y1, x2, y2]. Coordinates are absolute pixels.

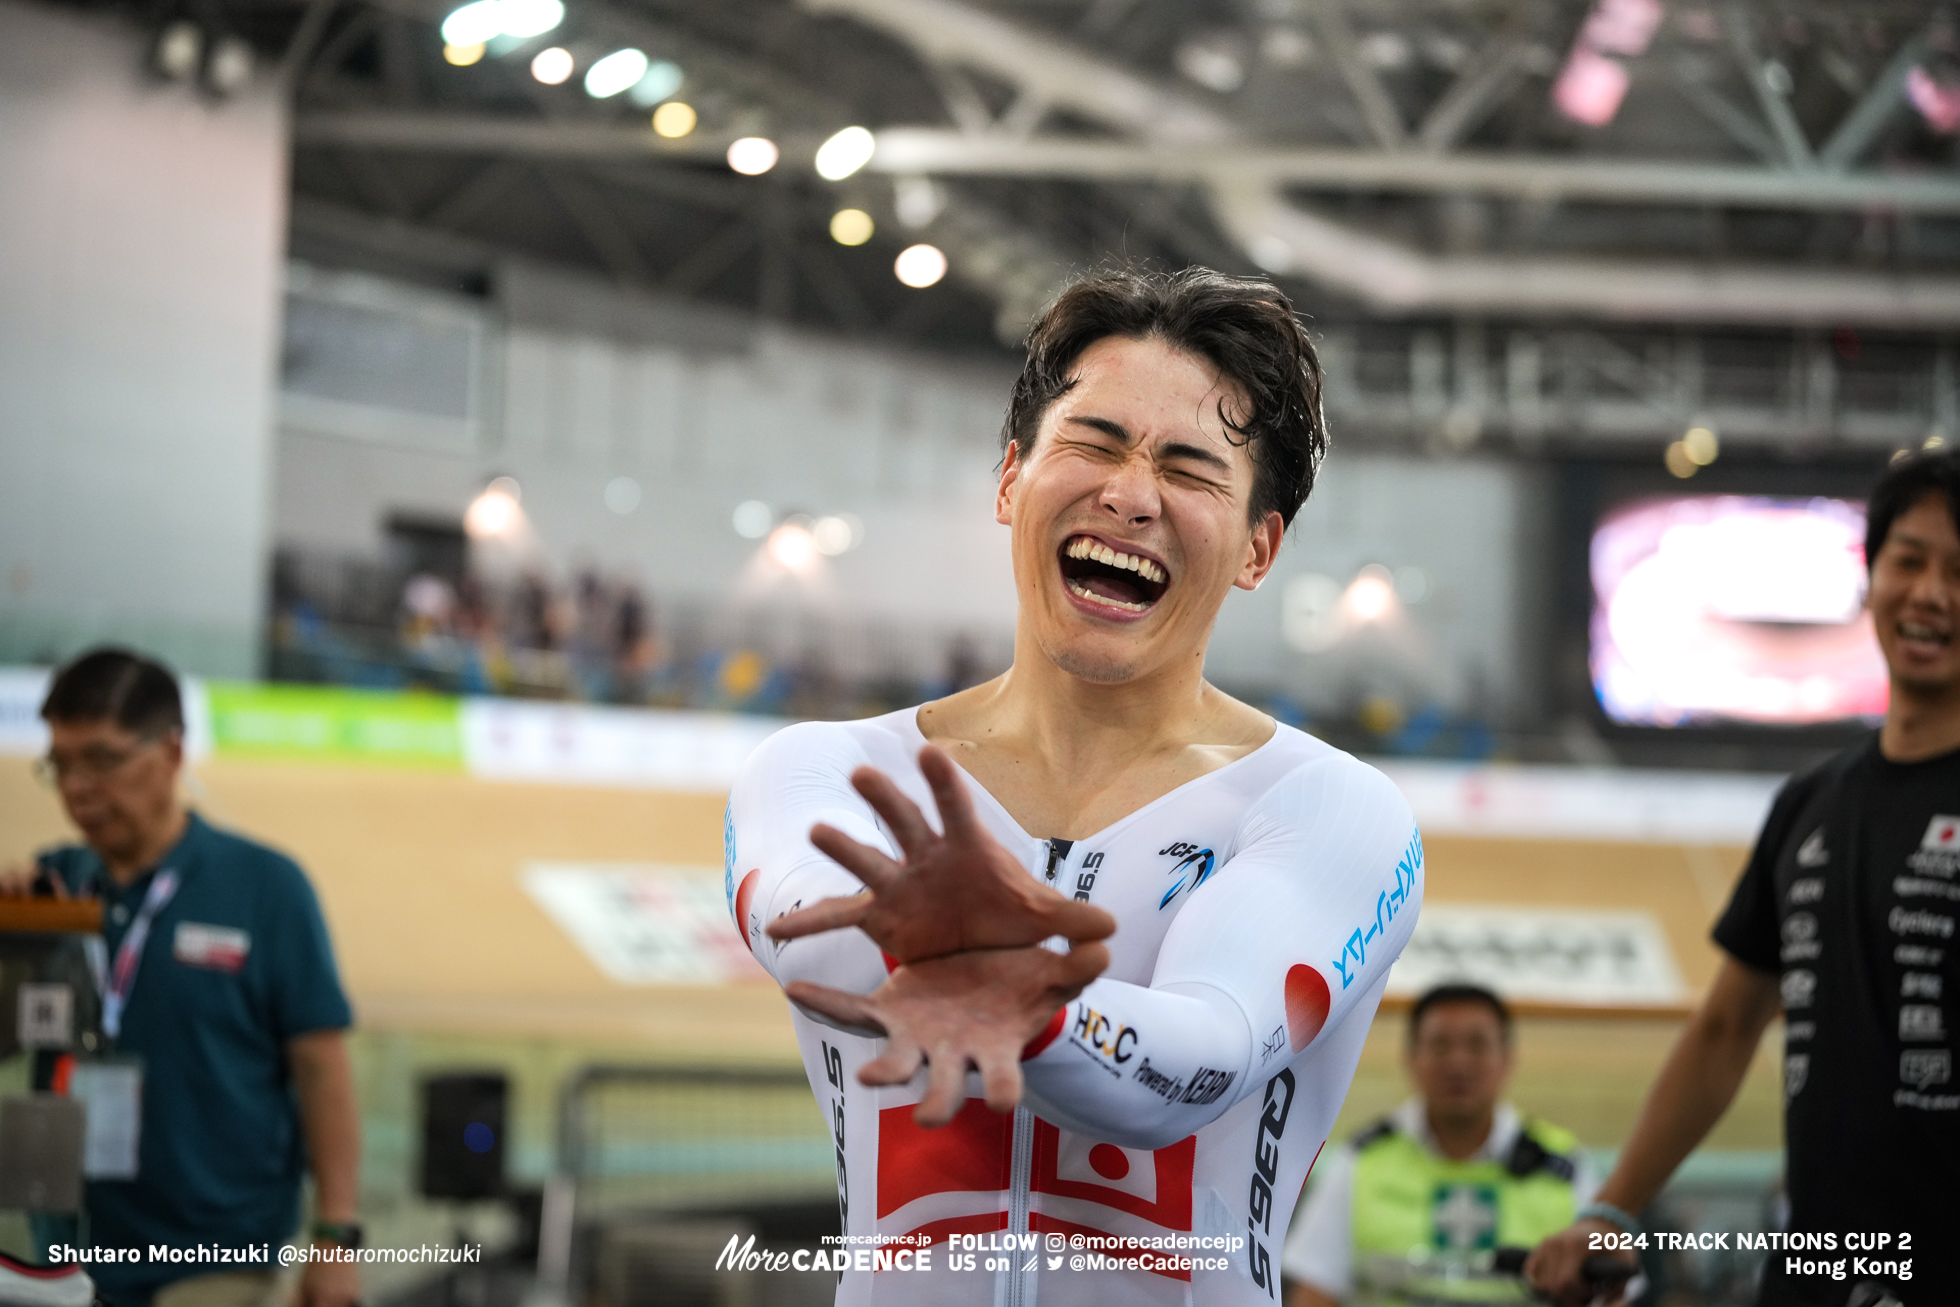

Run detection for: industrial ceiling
[[82, 0, 1960, 451]]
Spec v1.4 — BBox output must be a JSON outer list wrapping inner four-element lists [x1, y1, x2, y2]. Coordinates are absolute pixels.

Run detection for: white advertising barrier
[[1385, 904, 1687, 1008], [523, 862, 769, 984], [459, 697, 783, 792], [1376, 759, 1782, 845], [0, 667, 51, 756], [0, 666, 213, 760], [0, 665, 1783, 841], [454, 699, 1785, 839]]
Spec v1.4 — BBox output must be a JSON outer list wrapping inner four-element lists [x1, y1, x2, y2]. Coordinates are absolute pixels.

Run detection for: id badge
[[70, 1056, 143, 1180]]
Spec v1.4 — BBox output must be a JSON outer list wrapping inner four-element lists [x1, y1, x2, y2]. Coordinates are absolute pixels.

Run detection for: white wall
[[1207, 454, 1544, 723], [274, 261, 1024, 672], [0, 1, 287, 677]]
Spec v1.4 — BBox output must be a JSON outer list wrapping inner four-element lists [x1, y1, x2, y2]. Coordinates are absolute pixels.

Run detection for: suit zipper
[[1007, 1102, 1034, 1307], [1011, 838, 1065, 1307]]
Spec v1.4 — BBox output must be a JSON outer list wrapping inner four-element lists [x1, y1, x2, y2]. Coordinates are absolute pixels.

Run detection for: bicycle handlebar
[[1487, 1246, 1637, 1285]]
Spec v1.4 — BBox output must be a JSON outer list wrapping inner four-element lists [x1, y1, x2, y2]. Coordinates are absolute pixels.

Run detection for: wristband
[[311, 1221, 363, 1249], [1576, 1201, 1641, 1236]]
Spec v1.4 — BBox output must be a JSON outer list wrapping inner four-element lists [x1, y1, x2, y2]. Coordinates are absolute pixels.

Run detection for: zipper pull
[[1043, 837, 1072, 883]]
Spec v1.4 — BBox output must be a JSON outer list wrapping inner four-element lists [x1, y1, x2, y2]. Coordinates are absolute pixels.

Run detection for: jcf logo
[[1157, 842, 1216, 909], [1072, 1005, 1139, 1066]]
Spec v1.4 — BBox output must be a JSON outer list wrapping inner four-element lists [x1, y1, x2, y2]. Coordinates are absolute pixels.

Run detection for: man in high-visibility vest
[[1282, 984, 1594, 1306]]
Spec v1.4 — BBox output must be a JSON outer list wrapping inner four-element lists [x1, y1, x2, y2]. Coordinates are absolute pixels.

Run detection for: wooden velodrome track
[[0, 758, 1785, 1149]]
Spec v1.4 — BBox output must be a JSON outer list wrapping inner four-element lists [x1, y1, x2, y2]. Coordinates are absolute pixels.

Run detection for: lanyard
[[84, 869, 180, 1042]]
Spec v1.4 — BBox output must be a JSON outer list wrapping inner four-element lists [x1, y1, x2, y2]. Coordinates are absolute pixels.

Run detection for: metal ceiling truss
[[297, 113, 1960, 215], [792, 0, 1960, 329], [1318, 319, 1957, 453], [149, 0, 1960, 369]]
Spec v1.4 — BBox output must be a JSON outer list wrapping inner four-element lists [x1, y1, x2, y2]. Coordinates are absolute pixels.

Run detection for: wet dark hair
[[1407, 982, 1513, 1046], [1001, 266, 1327, 529], [1866, 447, 1960, 567], [40, 647, 184, 738]]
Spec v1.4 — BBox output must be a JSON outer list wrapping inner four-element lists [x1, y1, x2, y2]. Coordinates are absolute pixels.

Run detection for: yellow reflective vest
[[1347, 1115, 1581, 1305]]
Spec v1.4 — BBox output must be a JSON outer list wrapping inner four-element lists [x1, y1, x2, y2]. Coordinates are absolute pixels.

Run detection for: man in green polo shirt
[[1280, 984, 1593, 1306], [2, 649, 362, 1307]]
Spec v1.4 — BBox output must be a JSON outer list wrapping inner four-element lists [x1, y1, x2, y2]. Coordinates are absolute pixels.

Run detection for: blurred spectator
[[945, 633, 984, 693], [267, 545, 1007, 719], [1, 649, 361, 1307], [611, 584, 657, 703], [454, 573, 495, 642], [1284, 984, 1593, 1307], [514, 571, 557, 651], [399, 572, 456, 638]]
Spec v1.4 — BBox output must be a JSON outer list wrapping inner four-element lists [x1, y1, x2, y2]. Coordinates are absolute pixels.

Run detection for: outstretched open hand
[[765, 745, 1115, 963], [787, 940, 1109, 1125]]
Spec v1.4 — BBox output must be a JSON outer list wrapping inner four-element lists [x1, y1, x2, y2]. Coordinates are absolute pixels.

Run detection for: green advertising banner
[[203, 682, 464, 768]]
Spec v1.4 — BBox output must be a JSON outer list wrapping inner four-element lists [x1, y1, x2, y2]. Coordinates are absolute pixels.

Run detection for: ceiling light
[[894, 243, 947, 288], [829, 208, 874, 246], [444, 42, 485, 66], [1260, 27, 1314, 68], [153, 21, 202, 80], [496, 0, 564, 38], [1579, 0, 1664, 55], [440, 0, 504, 48], [1664, 440, 1699, 478], [1343, 564, 1397, 623], [727, 137, 779, 175], [1394, 566, 1430, 605], [604, 476, 641, 515], [1552, 48, 1629, 126], [442, 0, 560, 47], [767, 523, 820, 572], [1174, 36, 1246, 93], [1682, 426, 1719, 466], [531, 46, 573, 85], [1551, 0, 1662, 128], [465, 477, 524, 538], [651, 101, 696, 137], [206, 36, 253, 96], [584, 48, 648, 99], [814, 126, 876, 181], [1908, 66, 1960, 134], [812, 514, 862, 555], [1248, 234, 1293, 273], [628, 60, 682, 107], [893, 176, 943, 228], [732, 500, 773, 539]]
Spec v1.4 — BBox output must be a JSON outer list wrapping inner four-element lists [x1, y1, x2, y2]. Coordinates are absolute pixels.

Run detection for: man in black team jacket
[[1530, 448, 1960, 1307]]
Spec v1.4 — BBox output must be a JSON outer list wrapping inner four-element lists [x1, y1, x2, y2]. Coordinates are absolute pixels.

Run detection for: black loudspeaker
[[419, 1072, 508, 1200]]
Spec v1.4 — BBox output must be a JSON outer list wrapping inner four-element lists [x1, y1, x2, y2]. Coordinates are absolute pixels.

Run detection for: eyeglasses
[[1410, 1033, 1506, 1058], [31, 738, 164, 788]]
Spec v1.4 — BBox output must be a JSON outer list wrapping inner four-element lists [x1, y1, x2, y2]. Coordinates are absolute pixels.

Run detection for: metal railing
[[534, 1064, 833, 1302]]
